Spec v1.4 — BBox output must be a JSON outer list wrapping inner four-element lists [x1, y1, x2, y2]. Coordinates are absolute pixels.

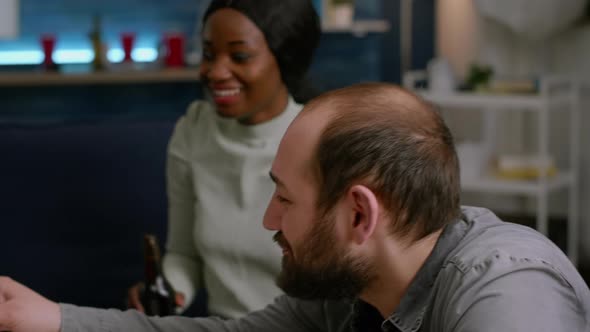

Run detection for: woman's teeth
[[213, 88, 240, 96]]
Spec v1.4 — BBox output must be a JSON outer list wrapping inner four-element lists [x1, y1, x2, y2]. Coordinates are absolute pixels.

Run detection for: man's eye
[[276, 195, 290, 204]]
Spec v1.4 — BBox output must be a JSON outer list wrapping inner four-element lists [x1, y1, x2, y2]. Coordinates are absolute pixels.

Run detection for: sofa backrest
[[0, 120, 174, 309]]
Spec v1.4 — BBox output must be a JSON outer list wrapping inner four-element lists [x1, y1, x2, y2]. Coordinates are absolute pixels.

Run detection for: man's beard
[[273, 210, 375, 301]]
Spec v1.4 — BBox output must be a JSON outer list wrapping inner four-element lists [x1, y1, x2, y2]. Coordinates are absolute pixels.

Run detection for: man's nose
[[263, 202, 281, 231]]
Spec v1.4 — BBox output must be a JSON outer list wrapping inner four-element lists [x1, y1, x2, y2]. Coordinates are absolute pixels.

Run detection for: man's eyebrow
[[269, 171, 288, 191], [269, 171, 294, 197]]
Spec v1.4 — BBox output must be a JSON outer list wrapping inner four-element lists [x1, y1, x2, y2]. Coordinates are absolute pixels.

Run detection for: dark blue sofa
[[0, 83, 206, 314], [0, 120, 174, 308]]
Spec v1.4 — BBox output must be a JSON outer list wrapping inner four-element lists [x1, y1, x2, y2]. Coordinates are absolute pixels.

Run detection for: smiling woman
[[199, 8, 287, 124], [124, 0, 321, 319]]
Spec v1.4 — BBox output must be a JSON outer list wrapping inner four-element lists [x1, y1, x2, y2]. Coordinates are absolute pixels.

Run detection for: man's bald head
[[302, 82, 460, 240]]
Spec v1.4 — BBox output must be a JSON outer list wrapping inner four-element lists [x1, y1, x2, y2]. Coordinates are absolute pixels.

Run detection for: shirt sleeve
[[60, 296, 353, 332], [445, 252, 586, 332], [162, 101, 203, 309]]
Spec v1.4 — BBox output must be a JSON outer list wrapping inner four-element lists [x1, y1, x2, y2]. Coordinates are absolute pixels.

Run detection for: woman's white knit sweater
[[163, 97, 301, 319]]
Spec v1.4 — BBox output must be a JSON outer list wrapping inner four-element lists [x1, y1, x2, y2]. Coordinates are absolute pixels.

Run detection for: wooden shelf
[[417, 91, 546, 110], [462, 172, 573, 195], [416, 90, 572, 112], [0, 68, 201, 87]]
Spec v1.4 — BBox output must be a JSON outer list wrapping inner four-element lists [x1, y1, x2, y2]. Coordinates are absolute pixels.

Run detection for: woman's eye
[[232, 52, 251, 62], [202, 51, 214, 61]]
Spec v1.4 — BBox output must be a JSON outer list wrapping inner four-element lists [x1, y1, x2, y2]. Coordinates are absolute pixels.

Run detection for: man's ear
[[346, 185, 379, 244]]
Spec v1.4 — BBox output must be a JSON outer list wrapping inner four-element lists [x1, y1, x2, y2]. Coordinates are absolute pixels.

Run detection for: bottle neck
[[145, 255, 163, 283], [143, 234, 164, 283]]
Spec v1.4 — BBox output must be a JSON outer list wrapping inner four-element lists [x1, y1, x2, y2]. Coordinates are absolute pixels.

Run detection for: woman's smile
[[211, 87, 242, 106]]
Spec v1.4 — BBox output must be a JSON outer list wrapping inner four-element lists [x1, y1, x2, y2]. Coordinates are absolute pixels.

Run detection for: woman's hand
[[175, 291, 186, 309], [0, 276, 61, 332]]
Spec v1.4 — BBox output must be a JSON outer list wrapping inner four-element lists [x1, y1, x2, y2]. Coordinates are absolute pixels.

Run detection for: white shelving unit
[[322, 19, 390, 36], [405, 73, 580, 264], [317, 0, 390, 36]]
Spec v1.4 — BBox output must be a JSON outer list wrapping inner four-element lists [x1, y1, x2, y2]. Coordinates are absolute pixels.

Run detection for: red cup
[[164, 32, 185, 68], [121, 32, 135, 62], [40, 34, 56, 70]]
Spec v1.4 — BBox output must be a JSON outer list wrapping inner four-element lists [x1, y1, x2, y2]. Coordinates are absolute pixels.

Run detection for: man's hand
[[0, 276, 61, 332], [126, 282, 146, 313]]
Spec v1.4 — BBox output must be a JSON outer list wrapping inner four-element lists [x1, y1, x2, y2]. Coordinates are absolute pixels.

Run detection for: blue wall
[[2, 0, 383, 51], [1, 0, 202, 51], [0, 0, 434, 90]]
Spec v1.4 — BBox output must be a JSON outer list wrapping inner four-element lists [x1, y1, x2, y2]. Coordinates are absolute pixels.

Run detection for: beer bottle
[[141, 233, 176, 316], [89, 14, 105, 71]]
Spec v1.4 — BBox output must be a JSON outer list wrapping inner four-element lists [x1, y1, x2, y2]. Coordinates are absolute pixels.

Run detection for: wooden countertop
[[0, 68, 201, 87]]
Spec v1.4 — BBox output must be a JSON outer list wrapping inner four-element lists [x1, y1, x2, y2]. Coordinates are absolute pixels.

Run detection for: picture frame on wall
[[0, 0, 19, 39], [314, 0, 356, 29]]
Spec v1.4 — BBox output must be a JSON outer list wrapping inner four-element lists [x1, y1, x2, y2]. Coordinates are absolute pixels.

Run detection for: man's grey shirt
[[61, 207, 590, 331]]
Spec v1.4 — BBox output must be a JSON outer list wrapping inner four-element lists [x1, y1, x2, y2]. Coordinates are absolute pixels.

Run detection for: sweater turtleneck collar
[[215, 96, 301, 141]]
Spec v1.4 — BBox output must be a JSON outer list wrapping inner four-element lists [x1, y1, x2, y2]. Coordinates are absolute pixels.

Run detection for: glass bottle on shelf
[[89, 15, 105, 71]]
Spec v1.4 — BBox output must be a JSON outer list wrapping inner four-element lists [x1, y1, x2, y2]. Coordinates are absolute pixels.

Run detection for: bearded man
[[1, 83, 588, 332]]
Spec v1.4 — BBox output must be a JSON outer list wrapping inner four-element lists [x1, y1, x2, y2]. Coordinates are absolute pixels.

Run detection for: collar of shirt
[[350, 217, 470, 332]]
